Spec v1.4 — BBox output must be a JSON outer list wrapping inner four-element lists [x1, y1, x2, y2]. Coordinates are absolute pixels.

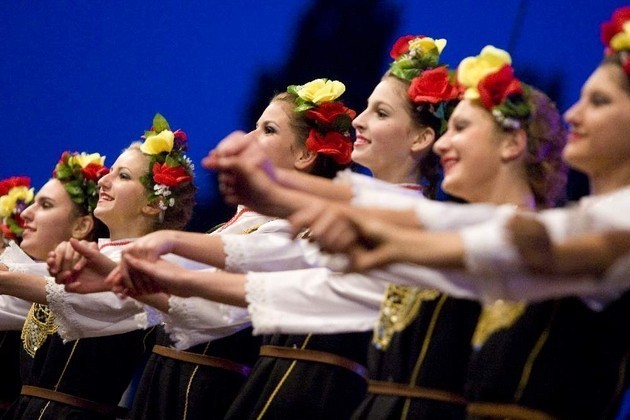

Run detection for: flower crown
[[286, 79, 356, 165], [389, 35, 461, 134], [457, 45, 531, 130], [53, 151, 109, 213], [139, 113, 194, 212], [601, 6, 630, 75], [0, 176, 34, 241]]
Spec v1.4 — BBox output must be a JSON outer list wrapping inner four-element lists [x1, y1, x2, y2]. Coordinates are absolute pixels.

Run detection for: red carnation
[[305, 102, 356, 127], [477, 64, 523, 109], [601, 6, 630, 46], [0, 176, 30, 196], [152, 162, 192, 187], [389, 35, 424, 59], [81, 163, 109, 181], [408, 67, 462, 104], [173, 129, 188, 151], [305, 130, 352, 165]]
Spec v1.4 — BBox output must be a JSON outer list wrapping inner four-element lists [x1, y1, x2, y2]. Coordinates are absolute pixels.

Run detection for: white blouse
[[0, 242, 46, 330], [162, 206, 323, 349]]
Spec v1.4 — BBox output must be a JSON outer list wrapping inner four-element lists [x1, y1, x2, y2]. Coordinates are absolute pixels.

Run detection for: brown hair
[[521, 88, 568, 209], [126, 142, 197, 231], [383, 73, 443, 199]]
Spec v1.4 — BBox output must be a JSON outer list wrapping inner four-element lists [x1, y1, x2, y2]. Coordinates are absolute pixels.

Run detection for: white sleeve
[[245, 267, 387, 335], [222, 219, 322, 273], [414, 200, 506, 230], [46, 279, 150, 341], [164, 295, 251, 350], [0, 295, 31, 330], [47, 253, 208, 341], [341, 171, 424, 209]]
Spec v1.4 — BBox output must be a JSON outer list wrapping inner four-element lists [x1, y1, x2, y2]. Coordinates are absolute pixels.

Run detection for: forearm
[[0, 272, 48, 304], [555, 231, 630, 276], [132, 292, 171, 313], [181, 270, 248, 307], [169, 232, 227, 269], [392, 230, 466, 268], [276, 169, 353, 202]]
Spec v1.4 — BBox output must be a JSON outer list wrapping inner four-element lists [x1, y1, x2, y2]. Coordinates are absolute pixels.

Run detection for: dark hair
[[126, 143, 197, 231], [62, 187, 109, 241], [383, 73, 442, 199], [602, 52, 630, 94], [520, 87, 568, 209], [271, 92, 350, 180]]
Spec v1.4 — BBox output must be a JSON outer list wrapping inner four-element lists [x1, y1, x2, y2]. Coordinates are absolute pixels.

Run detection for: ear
[[71, 215, 95, 240], [410, 126, 436, 157], [294, 146, 318, 172], [500, 128, 527, 162], [142, 202, 162, 218]]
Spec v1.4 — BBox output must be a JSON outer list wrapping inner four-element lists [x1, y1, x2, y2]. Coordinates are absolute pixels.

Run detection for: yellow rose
[[611, 23, 630, 51], [141, 130, 175, 155], [0, 186, 34, 217], [457, 45, 513, 99], [409, 37, 447, 54], [297, 79, 346, 104], [69, 152, 106, 168]]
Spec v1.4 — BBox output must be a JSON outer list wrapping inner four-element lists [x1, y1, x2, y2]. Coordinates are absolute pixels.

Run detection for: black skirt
[[130, 326, 261, 420], [225, 331, 371, 420]]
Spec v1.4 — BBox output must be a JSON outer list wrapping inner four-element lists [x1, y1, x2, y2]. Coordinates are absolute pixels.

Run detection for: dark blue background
[[1, 1, 626, 230]]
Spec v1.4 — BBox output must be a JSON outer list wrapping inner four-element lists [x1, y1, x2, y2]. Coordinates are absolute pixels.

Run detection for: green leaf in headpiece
[[152, 113, 170, 133]]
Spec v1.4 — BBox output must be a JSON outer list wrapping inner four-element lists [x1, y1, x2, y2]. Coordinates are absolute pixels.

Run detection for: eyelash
[[264, 125, 276, 135]]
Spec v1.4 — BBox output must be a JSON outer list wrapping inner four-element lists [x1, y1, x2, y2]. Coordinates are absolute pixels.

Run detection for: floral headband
[[53, 151, 109, 213], [140, 113, 194, 213], [457, 45, 531, 130], [0, 176, 34, 241], [287, 79, 356, 165], [601, 6, 630, 74], [389, 35, 461, 133]]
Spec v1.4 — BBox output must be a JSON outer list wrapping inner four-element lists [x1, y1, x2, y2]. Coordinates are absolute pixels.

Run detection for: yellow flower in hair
[[610, 22, 630, 51], [141, 130, 175, 155], [0, 186, 34, 218], [68, 152, 106, 168], [409, 37, 447, 55], [296, 79, 346, 105], [458, 45, 512, 100]]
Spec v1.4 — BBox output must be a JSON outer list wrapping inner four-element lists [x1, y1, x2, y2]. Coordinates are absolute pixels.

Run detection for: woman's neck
[[371, 164, 420, 185], [589, 165, 630, 196]]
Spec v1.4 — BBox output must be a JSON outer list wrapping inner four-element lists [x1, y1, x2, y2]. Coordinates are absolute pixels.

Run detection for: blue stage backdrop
[[1, 0, 625, 231]]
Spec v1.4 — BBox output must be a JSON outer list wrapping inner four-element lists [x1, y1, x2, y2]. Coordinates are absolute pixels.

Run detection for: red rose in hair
[[601, 6, 630, 46], [389, 35, 424, 59], [81, 163, 109, 181], [305, 130, 352, 165], [408, 67, 461, 104], [0, 176, 30, 196], [305, 102, 356, 127], [478, 64, 523, 109], [1, 224, 16, 240], [152, 163, 192, 187]]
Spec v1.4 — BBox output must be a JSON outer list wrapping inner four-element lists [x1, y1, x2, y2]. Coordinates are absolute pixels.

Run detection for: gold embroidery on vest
[[373, 284, 440, 351], [471, 300, 526, 349], [21, 303, 58, 357]]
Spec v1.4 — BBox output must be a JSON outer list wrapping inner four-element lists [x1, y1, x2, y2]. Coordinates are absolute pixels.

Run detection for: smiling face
[[351, 77, 425, 182], [94, 148, 153, 237], [433, 99, 506, 202], [563, 64, 630, 187], [19, 179, 84, 260], [247, 99, 306, 171]]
